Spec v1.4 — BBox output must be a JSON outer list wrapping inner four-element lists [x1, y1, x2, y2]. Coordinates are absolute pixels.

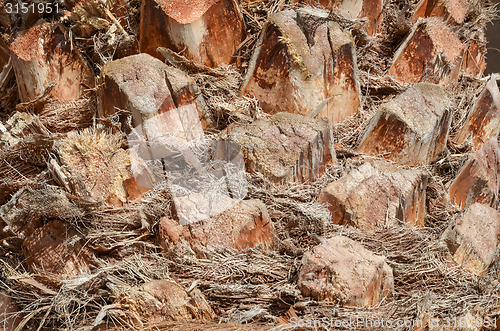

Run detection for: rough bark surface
[[0, 0, 498, 329], [319, 161, 427, 231], [0, 187, 83, 249], [139, 0, 245, 67], [54, 129, 151, 205], [0, 37, 10, 90], [412, 0, 471, 25], [118, 279, 216, 324], [241, 8, 361, 124], [442, 203, 500, 276], [449, 138, 500, 210], [0, 291, 22, 331], [358, 83, 451, 165], [225, 112, 336, 183], [21, 220, 95, 279], [461, 37, 487, 78], [389, 18, 463, 85], [298, 235, 394, 306], [159, 199, 274, 250], [10, 23, 94, 103], [454, 75, 500, 150], [100, 53, 212, 133]]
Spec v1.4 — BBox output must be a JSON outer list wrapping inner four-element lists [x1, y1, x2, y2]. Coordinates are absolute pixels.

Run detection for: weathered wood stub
[[449, 138, 499, 210], [54, 129, 152, 205], [0, 3, 10, 30], [22, 220, 95, 279], [291, 0, 384, 34], [358, 83, 452, 165], [411, 0, 486, 77], [454, 75, 500, 150], [139, 0, 246, 67], [412, 0, 471, 25], [389, 18, 464, 85], [240, 8, 361, 124], [10, 23, 95, 103], [461, 36, 487, 77], [99, 53, 213, 132], [223, 112, 336, 183], [117, 280, 216, 324], [0, 187, 83, 250], [319, 161, 428, 231], [298, 235, 394, 306], [442, 203, 500, 276], [159, 199, 274, 250]]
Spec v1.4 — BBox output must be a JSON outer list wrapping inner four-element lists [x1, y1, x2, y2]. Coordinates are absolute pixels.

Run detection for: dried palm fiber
[[51, 127, 132, 204], [0, 114, 54, 204], [157, 47, 263, 129], [0, 0, 499, 329], [14, 82, 96, 133], [0, 186, 83, 251]]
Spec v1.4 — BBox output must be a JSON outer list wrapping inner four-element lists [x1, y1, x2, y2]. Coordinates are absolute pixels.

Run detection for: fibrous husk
[[52, 127, 149, 205]]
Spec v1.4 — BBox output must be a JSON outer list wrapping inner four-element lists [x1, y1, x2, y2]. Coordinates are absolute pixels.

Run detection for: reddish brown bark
[[0, 291, 22, 331], [298, 235, 394, 306], [412, 0, 470, 25], [0, 36, 11, 89], [159, 199, 274, 250], [389, 18, 464, 85], [22, 220, 95, 279], [461, 39, 487, 77], [224, 112, 336, 183], [10, 23, 95, 103], [454, 76, 500, 150], [442, 203, 500, 276], [358, 83, 452, 165], [100, 53, 212, 132], [139, 0, 246, 67], [117, 280, 216, 324], [241, 8, 361, 123]]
